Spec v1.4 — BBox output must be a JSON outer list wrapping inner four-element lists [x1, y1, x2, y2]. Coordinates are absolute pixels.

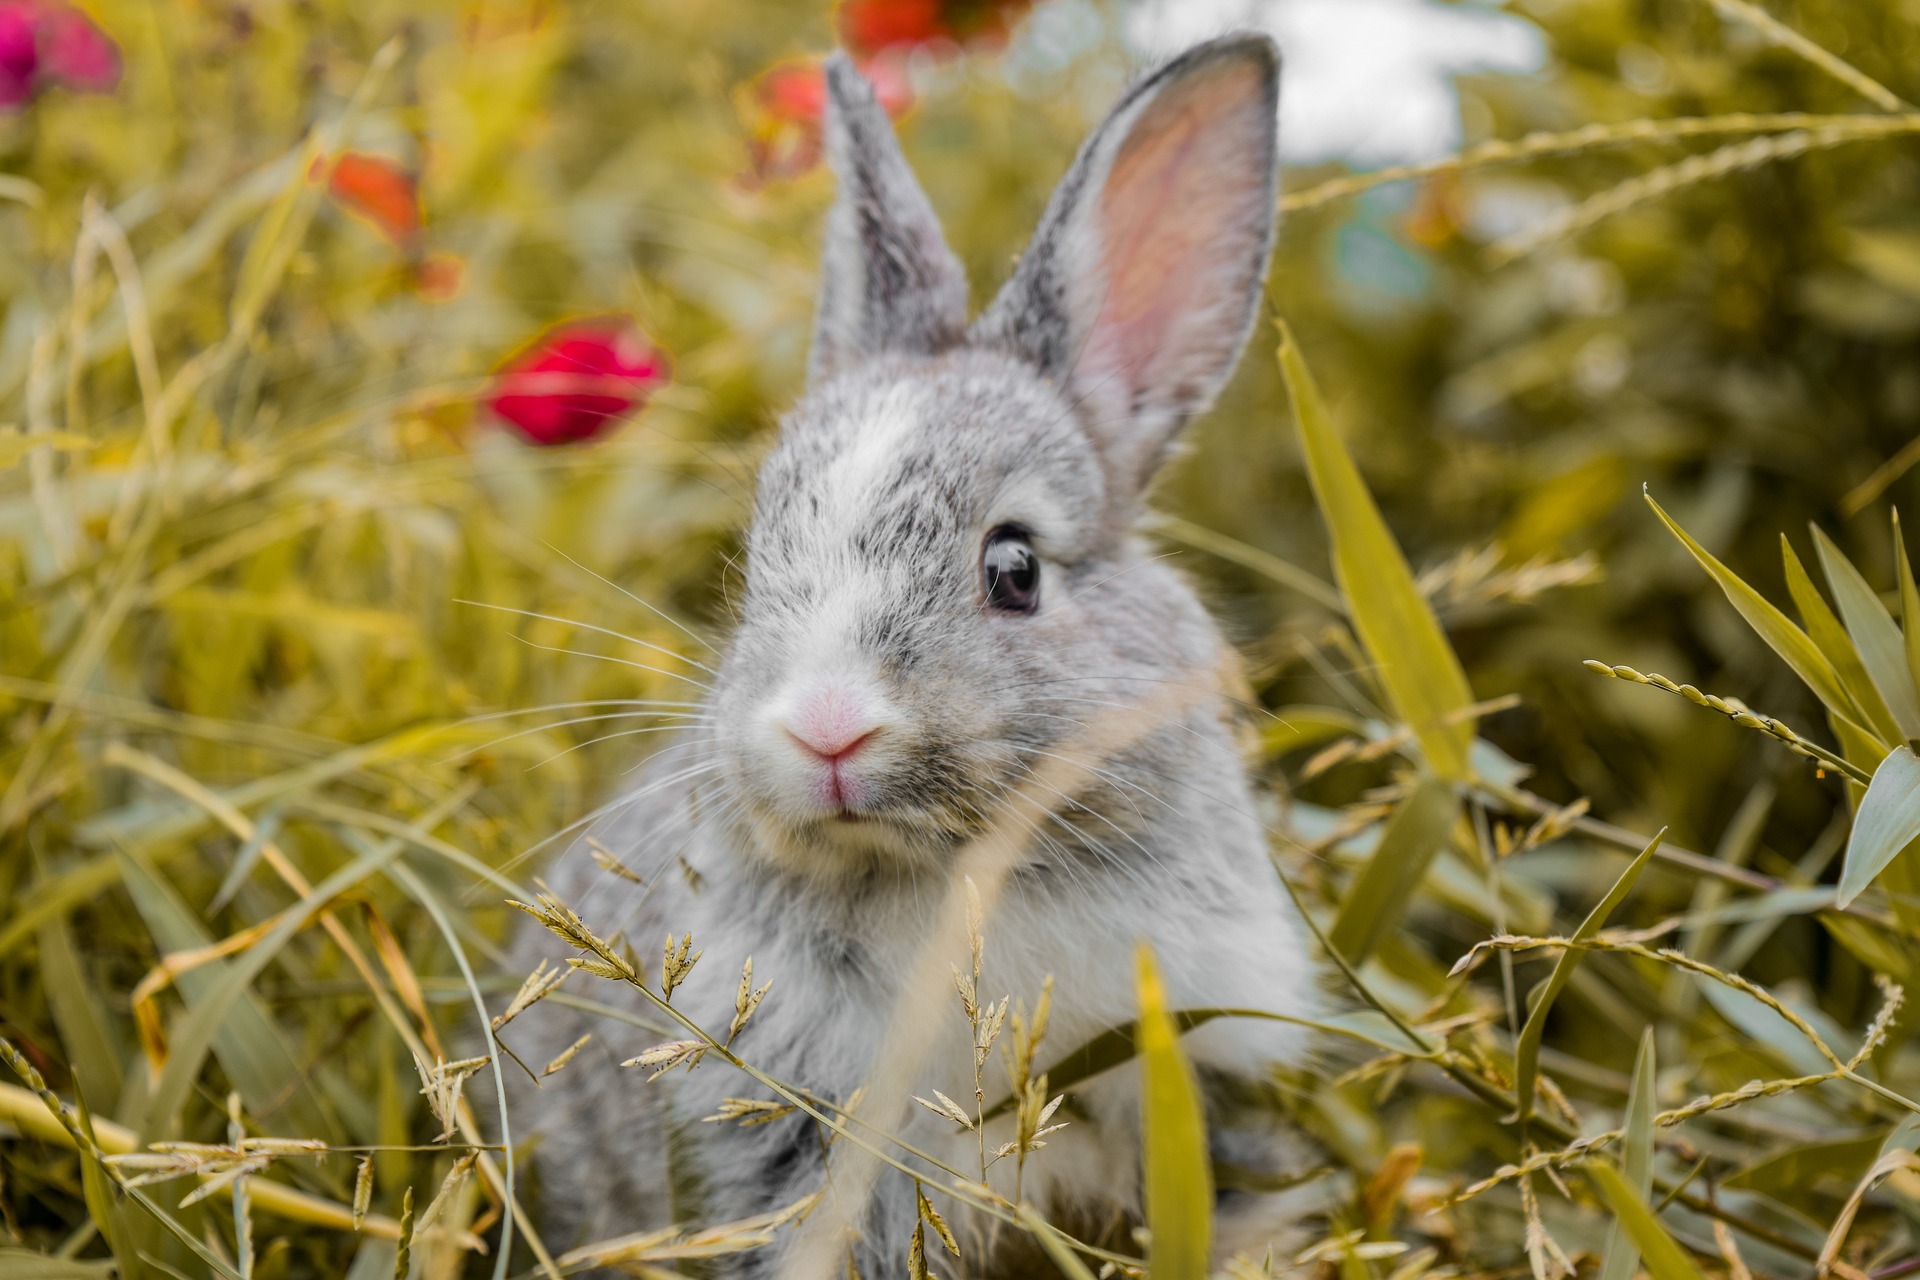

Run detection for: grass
[[3, 0, 1920, 1277]]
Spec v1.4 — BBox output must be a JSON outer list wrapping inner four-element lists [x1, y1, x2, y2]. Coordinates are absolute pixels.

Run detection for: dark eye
[[982, 526, 1040, 614]]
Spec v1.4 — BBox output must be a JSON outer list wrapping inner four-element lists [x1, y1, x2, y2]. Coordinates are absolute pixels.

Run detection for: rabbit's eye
[[982, 526, 1040, 614]]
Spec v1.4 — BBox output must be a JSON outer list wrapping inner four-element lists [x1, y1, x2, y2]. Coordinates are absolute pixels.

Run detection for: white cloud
[[1126, 0, 1546, 165]]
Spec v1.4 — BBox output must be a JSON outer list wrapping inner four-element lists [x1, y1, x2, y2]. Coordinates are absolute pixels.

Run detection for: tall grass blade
[[1598, 1030, 1656, 1280], [1136, 943, 1210, 1280], [1782, 535, 1896, 744], [1585, 1161, 1706, 1280], [1328, 776, 1460, 965], [1812, 525, 1920, 739], [1646, 493, 1851, 718], [1278, 324, 1476, 780], [1510, 829, 1663, 1123], [1839, 744, 1920, 907]]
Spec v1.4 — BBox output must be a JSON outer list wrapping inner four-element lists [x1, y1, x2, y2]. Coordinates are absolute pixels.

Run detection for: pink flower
[[487, 320, 669, 447], [0, 7, 36, 109], [0, 0, 119, 110]]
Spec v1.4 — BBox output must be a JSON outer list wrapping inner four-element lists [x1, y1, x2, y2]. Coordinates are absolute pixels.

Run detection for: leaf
[[1839, 744, 1920, 907], [1328, 776, 1460, 965], [1724, 1133, 1883, 1195], [117, 846, 349, 1142], [1136, 944, 1210, 1280], [1261, 706, 1371, 757], [1279, 324, 1476, 781], [1812, 525, 1920, 739], [0, 1250, 114, 1277], [1510, 829, 1663, 1123], [1585, 1162, 1707, 1280], [1646, 494, 1851, 718], [0, 429, 93, 469], [1598, 1030, 1656, 1280], [37, 905, 123, 1117], [1782, 534, 1897, 744], [1895, 511, 1920, 706]]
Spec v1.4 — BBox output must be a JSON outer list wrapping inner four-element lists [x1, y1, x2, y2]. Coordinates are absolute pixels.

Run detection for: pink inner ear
[[1091, 57, 1271, 405]]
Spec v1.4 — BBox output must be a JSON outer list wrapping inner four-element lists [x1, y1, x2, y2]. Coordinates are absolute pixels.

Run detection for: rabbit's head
[[711, 35, 1281, 876]]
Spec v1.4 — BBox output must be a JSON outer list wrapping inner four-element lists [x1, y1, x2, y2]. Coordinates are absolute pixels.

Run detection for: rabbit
[[504, 32, 1326, 1279]]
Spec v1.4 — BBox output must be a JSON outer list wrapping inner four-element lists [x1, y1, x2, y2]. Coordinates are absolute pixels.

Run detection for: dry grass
[[3, 1, 1920, 1278]]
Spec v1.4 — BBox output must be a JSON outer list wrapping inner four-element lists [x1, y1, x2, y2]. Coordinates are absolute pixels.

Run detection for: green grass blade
[[37, 907, 123, 1119], [1782, 534, 1898, 744], [1328, 776, 1460, 966], [1812, 525, 1920, 739], [138, 838, 401, 1141], [1136, 943, 1210, 1280], [1598, 1029, 1657, 1280], [1510, 829, 1664, 1123], [1278, 323, 1476, 781], [114, 848, 339, 1144], [1839, 744, 1920, 907], [1895, 511, 1920, 708], [1646, 493, 1850, 717], [1585, 1161, 1706, 1280]]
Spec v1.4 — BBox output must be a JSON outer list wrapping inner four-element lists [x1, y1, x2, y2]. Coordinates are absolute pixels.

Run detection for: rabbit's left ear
[[809, 55, 970, 385], [975, 35, 1281, 498]]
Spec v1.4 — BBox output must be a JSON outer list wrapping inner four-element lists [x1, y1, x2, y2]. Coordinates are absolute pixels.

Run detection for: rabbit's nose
[[780, 685, 886, 763]]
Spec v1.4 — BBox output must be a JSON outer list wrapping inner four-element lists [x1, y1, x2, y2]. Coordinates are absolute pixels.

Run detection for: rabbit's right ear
[[974, 35, 1281, 503], [808, 55, 969, 385]]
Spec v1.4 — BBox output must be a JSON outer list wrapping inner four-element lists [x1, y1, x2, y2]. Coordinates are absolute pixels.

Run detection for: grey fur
[[508, 33, 1322, 1278], [808, 55, 970, 384]]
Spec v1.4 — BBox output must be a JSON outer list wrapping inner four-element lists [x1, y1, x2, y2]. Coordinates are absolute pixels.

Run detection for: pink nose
[[782, 686, 883, 763]]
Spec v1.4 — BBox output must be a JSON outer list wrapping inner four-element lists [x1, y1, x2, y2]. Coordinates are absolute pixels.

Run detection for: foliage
[[3, 0, 1920, 1277]]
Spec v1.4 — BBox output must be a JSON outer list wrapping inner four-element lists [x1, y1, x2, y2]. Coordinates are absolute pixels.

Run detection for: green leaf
[[0, 429, 93, 469], [1896, 511, 1920, 701], [1279, 324, 1476, 781], [1510, 829, 1663, 1123], [138, 837, 399, 1141], [1725, 1134, 1883, 1195], [1812, 526, 1920, 740], [1839, 744, 1920, 907], [1782, 535, 1897, 744], [114, 848, 338, 1144], [1646, 494, 1850, 719], [1585, 1162, 1707, 1280], [37, 907, 123, 1118], [1328, 776, 1460, 965], [0, 1250, 114, 1278], [1598, 1030, 1656, 1280], [1261, 706, 1371, 757], [1136, 943, 1210, 1280]]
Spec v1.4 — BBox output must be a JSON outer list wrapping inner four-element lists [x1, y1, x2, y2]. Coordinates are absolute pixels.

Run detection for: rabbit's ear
[[809, 55, 969, 385], [975, 35, 1280, 498]]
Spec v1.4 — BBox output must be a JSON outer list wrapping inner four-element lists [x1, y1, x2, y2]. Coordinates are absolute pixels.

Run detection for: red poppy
[[487, 320, 669, 447], [742, 54, 912, 183], [837, 0, 1033, 57], [0, 0, 120, 109], [324, 152, 421, 246]]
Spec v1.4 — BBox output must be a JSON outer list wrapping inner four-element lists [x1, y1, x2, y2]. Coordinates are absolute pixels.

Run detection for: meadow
[[2, 0, 1920, 1277]]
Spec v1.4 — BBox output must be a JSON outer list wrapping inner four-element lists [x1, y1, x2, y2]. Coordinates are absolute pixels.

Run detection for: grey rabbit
[[506, 31, 1325, 1277]]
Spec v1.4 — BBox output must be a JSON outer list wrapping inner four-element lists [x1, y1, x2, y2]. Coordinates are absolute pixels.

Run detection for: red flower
[[837, 0, 1034, 57], [0, 0, 120, 110], [487, 320, 669, 447], [324, 152, 421, 246], [741, 54, 912, 183]]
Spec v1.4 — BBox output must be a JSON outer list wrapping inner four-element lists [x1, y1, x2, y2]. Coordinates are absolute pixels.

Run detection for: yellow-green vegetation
[[4, 0, 1920, 1277]]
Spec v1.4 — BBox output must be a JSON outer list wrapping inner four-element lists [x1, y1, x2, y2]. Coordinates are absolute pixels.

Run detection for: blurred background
[[6, 0, 1920, 1274]]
